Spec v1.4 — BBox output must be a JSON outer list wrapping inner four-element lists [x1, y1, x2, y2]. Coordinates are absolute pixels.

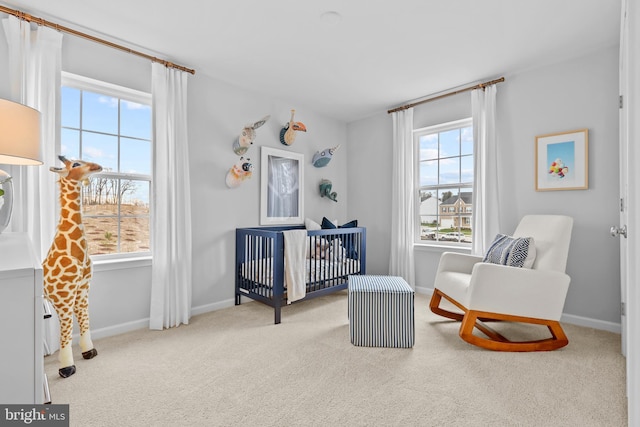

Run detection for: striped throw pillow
[[483, 234, 536, 268]]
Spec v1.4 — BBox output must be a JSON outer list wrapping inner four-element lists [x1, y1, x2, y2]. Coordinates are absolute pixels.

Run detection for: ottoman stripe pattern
[[348, 275, 415, 348]]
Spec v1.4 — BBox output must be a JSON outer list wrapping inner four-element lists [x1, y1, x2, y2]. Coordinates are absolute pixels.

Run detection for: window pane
[[460, 190, 473, 243], [439, 158, 460, 184], [461, 126, 473, 155], [121, 138, 151, 175], [83, 177, 119, 217], [461, 155, 473, 183], [419, 160, 438, 186], [84, 215, 118, 255], [120, 100, 151, 140], [83, 178, 149, 213], [121, 180, 150, 209], [419, 134, 438, 160], [419, 215, 438, 240], [120, 217, 150, 253], [61, 128, 80, 159], [61, 87, 80, 128], [82, 91, 118, 134], [438, 189, 454, 203], [82, 131, 118, 171], [82, 178, 150, 254], [439, 188, 464, 243], [120, 180, 150, 254], [439, 129, 460, 157]]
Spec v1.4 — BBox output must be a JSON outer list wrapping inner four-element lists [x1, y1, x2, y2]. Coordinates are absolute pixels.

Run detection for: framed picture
[[260, 146, 304, 225], [535, 129, 588, 191]]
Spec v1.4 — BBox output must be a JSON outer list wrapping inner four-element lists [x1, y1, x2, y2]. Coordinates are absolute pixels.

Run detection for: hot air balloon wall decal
[[280, 109, 307, 146], [233, 115, 270, 155], [312, 145, 340, 168]]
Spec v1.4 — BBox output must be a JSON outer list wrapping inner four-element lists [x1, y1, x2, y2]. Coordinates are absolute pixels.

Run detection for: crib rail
[[235, 226, 367, 323]]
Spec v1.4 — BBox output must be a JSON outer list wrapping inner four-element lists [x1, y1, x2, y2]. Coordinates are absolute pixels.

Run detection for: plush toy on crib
[[43, 155, 102, 378], [311, 238, 331, 259], [310, 237, 345, 261]]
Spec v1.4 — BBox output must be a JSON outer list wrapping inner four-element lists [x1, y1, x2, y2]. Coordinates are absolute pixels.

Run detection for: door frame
[[620, 0, 639, 425]]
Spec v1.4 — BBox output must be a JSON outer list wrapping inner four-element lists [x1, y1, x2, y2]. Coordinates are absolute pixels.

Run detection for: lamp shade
[[0, 98, 42, 165]]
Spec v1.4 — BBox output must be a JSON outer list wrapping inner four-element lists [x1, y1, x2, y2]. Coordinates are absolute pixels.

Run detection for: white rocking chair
[[429, 215, 573, 352]]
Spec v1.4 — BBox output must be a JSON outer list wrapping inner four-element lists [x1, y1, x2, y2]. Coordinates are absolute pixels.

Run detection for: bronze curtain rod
[[0, 5, 195, 75], [387, 77, 505, 114]]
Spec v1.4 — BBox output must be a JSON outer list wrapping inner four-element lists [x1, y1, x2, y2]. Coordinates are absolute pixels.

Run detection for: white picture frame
[[260, 146, 304, 225]]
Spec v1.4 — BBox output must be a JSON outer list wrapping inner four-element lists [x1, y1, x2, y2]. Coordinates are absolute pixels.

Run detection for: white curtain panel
[[471, 85, 500, 255], [149, 62, 193, 330], [389, 108, 416, 288], [3, 16, 63, 355], [2, 16, 61, 260]]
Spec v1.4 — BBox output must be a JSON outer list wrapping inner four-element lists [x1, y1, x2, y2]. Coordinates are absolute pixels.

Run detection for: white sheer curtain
[[389, 108, 415, 287], [471, 85, 500, 255], [2, 16, 61, 259], [149, 62, 193, 330], [3, 16, 63, 355]]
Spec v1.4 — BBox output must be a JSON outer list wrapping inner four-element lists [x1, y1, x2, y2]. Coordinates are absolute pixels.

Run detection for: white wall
[[0, 16, 621, 334], [346, 110, 393, 275], [347, 44, 622, 330], [187, 71, 349, 310], [500, 47, 621, 327], [0, 22, 349, 337]]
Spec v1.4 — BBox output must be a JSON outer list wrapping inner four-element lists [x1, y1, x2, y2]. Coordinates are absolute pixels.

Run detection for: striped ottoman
[[348, 275, 415, 348]]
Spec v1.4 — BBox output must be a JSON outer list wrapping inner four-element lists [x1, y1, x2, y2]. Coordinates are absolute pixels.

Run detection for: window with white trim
[[415, 118, 473, 245], [61, 73, 152, 258]]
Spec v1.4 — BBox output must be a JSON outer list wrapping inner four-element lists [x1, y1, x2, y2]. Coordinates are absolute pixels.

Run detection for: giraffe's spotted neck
[[58, 177, 84, 226]]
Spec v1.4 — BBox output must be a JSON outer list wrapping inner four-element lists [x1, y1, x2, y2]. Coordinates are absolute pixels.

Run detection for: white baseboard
[[416, 286, 621, 334], [191, 298, 236, 316], [81, 289, 622, 342], [90, 318, 149, 341], [82, 299, 238, 342], [560, 313, 621, 334], [415, 286, 433, 296]]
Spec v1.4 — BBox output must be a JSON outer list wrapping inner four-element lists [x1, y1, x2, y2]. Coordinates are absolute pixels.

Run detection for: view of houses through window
[[415, 118, 473, 244], [61, 73, 152, 257]]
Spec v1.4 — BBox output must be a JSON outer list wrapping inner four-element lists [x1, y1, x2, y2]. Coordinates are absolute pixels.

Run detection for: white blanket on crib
[[283, 230, 308, 304]]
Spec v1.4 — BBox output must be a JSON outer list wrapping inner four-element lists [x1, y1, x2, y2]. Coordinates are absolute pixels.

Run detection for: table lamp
[[0, 98, 42, 234]]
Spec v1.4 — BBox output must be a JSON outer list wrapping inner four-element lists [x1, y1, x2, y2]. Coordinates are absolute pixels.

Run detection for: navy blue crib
[[235, 226, 366, 324]]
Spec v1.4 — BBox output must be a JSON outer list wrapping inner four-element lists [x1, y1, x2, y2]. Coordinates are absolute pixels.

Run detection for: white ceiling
[[1, 1, 621, 122]]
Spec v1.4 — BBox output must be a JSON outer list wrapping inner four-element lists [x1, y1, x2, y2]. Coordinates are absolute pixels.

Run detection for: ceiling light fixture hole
[[320, 11, 342, 26]]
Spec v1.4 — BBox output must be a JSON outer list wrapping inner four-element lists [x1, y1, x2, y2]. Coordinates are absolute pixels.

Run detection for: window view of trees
[[81, 175, 150, 255], [62, 73, 152, 257]]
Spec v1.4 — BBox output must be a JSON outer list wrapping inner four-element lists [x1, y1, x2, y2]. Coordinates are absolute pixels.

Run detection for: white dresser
[[0, 232, 44, 404]]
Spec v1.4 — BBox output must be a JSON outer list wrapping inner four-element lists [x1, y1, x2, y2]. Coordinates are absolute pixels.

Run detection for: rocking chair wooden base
[[429, 288, 569, 352]]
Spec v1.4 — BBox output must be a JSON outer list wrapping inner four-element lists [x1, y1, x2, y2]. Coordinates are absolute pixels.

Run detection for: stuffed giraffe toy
[[43, 155, 102, 378]]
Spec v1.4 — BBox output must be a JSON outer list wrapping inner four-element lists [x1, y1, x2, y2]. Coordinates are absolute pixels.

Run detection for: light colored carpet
[[45, 292, 627, 427]]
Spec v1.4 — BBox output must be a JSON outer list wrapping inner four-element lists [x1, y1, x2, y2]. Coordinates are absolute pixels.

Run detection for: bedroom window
[[61, 73, 152, 258], [415, 118, 473, 245]]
